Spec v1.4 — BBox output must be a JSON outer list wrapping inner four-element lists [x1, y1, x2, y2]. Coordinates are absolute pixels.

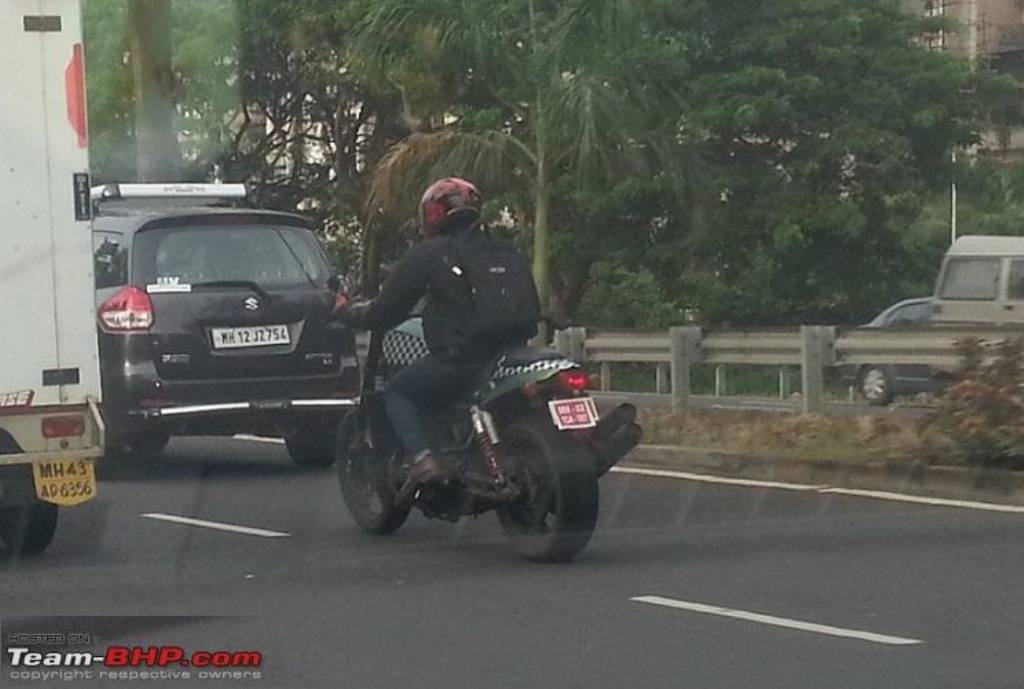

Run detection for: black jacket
[[353, 222, 520, 362]]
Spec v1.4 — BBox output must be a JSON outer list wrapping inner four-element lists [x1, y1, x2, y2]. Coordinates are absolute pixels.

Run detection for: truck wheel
[[0, 501, 58, 554]]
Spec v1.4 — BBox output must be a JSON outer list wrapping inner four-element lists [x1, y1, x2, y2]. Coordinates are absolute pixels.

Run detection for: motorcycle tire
[[497, 412, 599, 563], [336, 413, 410, 535]]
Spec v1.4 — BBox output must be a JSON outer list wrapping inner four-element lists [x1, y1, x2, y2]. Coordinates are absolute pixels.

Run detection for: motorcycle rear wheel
[[336, 414, 410, 535], [497, 413, 599, 563]]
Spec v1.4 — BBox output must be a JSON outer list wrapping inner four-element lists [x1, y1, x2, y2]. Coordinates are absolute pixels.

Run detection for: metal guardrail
[[555, 325, 1024, 414], [356, 325, 1024, 414]]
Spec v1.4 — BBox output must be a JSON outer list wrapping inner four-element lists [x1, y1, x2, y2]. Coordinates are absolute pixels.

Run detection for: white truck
[[0, 0, 104, 553]]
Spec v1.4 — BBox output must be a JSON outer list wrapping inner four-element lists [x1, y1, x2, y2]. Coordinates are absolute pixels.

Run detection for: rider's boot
[[394, 451, 447, 508]]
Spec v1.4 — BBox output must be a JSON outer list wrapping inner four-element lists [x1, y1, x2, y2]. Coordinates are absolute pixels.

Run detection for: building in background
[[903, 0, 1024, 161]]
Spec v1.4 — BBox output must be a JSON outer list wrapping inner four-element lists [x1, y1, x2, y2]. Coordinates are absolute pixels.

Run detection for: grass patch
[[639, 408, 924, 464]]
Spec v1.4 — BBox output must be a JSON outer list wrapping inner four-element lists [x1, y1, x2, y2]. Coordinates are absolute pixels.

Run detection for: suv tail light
[[98, 286, 154, 332]]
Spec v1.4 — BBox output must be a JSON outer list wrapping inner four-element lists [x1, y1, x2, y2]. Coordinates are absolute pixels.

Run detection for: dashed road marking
[[232, 434, 285, 445], [141, 512, 290, 538], [631, 595, 923, 646]]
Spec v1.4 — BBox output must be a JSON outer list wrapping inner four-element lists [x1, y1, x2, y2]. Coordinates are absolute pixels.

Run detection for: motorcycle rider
[[340, 178, 541, 503]]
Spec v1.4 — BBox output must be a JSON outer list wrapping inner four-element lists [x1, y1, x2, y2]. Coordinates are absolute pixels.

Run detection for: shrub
[[920, 337, 1024, 468]]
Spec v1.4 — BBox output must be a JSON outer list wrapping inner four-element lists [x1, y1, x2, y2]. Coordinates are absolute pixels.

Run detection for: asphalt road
[[3, 437, 1023, 689]]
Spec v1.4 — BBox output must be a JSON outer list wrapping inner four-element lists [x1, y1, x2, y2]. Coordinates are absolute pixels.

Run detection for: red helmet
[[418, 177, 481, 237]]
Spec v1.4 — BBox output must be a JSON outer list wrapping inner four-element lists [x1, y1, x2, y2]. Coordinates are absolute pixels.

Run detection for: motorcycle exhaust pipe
[[590, 404, 642, 478], [592, 403, 636, 442]]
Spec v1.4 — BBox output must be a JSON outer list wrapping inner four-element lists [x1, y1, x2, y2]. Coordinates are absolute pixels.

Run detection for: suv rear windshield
[[938, 258, 1000, 301], [131, 223, 329, 289]]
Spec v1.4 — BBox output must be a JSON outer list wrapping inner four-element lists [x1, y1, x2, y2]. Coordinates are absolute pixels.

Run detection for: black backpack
[[449, 233, 541, 347]]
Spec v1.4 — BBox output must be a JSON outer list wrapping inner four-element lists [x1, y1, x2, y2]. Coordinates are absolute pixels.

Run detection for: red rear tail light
[[42, 415, 85, 438], [98, 286, 154, 332], [558, 370, 590, 393]]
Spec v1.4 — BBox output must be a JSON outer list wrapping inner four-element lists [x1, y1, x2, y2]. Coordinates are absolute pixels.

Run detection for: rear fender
[[474, 359, 578, 405]]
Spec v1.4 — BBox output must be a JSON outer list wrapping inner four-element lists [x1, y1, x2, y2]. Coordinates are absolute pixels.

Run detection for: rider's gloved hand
[[334, 298, 372, 327]]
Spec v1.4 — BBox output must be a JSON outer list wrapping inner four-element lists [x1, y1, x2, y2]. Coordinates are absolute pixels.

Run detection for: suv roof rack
[[91, 183, 249, 215]]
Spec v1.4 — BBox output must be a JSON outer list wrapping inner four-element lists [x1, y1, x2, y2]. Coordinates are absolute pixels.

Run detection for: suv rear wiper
[[192, 280, 273, 303]]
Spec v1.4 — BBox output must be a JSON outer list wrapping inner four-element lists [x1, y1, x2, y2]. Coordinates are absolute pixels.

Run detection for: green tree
[[84, 0, 408, 283], [655, 0, 1002, 325], [354, 0, 687, 311]]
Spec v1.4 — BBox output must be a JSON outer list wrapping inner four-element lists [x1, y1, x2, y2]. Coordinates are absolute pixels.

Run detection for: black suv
[[91, 184, 358, 465]]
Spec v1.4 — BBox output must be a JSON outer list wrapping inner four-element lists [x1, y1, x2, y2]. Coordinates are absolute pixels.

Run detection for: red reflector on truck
[[42, 415, 86, 438], [65, 43, 87, 148]]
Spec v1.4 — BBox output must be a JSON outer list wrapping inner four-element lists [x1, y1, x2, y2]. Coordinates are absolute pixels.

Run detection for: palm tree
[[128, 0, 182, 181], [354, 0, 685, 310]]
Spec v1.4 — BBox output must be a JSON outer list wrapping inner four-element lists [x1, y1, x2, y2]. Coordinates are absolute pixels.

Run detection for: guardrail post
[[714, 365, 726, 397], [568, 327, 587, 363], [553, 329, 570, 356], [655, 363, 668, 394], [670, 326, 701, 412], [800, 326, 836, 415], [531, 319, 549, 348], [778, 366, 790, 400], [600, 362, 611, 391]]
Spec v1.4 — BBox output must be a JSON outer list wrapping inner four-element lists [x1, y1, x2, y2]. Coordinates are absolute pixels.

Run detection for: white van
[[932, 235, 1024, 325], [0, 0, 104, 553]]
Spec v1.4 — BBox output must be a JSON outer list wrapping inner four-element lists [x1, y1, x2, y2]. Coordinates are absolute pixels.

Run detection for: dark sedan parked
[[91, 184, 359, 465], [840, 297, 948, 406]]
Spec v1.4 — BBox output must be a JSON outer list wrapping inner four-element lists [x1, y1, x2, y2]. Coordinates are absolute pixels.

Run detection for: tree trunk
[[360, 219, 382, 296], [532, 156, 551, 312], [128, 0, 181, 181]]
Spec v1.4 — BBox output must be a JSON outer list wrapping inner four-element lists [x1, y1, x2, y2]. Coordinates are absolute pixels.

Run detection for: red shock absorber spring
[[471, 406, 505, 485]]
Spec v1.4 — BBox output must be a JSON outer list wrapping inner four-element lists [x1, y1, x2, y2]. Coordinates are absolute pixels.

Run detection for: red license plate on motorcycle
[[548, 398, 599, 431]]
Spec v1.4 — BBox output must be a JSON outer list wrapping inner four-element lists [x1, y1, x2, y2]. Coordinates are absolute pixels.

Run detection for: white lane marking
[[820, 487, 1024, 514], [141, 513, 290, 538], [612, 465, 1024, 514], [631, 595, 923, 646], [610, 466, 824, 492], [232, 434, 285, 445]]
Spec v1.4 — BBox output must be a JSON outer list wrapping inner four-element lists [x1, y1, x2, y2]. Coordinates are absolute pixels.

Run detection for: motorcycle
[[336, 318, 642, 562]]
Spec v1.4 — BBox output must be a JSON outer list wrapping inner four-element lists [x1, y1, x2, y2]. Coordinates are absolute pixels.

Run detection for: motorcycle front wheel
[[336, 413, 410, 535], [497, 413, 599, 563]]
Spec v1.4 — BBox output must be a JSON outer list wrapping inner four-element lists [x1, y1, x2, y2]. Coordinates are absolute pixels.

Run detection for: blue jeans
[[384, 355, 480, 455]]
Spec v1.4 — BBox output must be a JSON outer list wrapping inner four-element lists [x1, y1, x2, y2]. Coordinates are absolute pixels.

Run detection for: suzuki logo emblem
[[243, 297, 261, 311]]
